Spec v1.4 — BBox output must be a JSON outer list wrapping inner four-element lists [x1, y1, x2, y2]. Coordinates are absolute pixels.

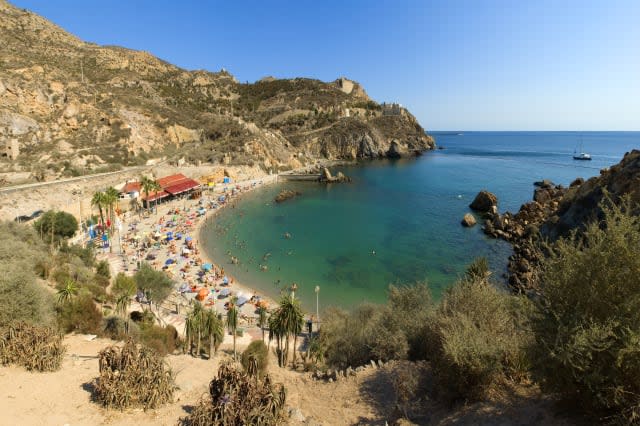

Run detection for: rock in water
[[274, 189, 301, 203], [469, 190, 498, 212], [461, 213, 477, 227]]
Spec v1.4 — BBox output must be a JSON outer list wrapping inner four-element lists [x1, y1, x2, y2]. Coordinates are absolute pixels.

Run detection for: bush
[[58, 243, 95, 267], [0, 322, 65, 371], [33, 210, 78, 242], [531, 199, 640, 422], [56, 293, 103, 334], [0, 221, 54, 327], [425, 275, 531, 402], [96, 339, 175, 410], [96, 260, 111, 279], [320, 302, 408, 369], [138, 323, 179, 356], [181, 362, 286, 426], [241, 340, 269, 376]]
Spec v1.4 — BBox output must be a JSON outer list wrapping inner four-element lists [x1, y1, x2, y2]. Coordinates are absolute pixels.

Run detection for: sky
[[12, 0, 640, 131]]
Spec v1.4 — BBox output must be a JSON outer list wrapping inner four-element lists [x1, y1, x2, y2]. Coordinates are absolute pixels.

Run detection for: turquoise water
[[201, 131, 639, 310]]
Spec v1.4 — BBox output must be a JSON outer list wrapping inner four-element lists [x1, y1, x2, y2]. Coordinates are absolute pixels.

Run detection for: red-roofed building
[[139, 173, 201, 208], [121, 181, 141, 194]]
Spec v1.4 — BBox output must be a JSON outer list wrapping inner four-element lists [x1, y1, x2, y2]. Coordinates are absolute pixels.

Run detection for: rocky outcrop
[[319, 167, 351, 183], [274, 189, 301, 203], [469, 190, 498, 213], [483, 150, 640, 293], [0, 1, 434, 184], [541, 150, 640, 240], [461, 213, 477, 227]]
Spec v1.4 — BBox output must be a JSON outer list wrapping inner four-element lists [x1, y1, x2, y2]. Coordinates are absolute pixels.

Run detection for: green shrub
[[425, 275, 531, 402], [0, 322, 65, 371], [56, 293, 103, 334], [531, 199, 640, 422], [33, 210, 78, 241], [0, 221, 54, 327], [95, 260, 111, 279], [138, 323, 179, 356], [241, 340, 269, 376], [320, 302, 408, 369]]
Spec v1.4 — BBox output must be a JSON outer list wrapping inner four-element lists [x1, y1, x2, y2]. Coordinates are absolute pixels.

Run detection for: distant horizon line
[[429, 130, 640, 133]]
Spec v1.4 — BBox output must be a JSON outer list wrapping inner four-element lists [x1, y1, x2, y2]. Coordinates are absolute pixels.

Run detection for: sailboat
[[573, 136, 591, 161]]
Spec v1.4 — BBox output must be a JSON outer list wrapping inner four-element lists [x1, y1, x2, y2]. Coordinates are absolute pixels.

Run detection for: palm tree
[[185, 302, 204, 356], [258, 306, 268, 342], [278, 294, 304, 366], [140, 176, 161, 214], [268, 312, 287, 367], [57, 280, 78, 305], [91, 191, 106, 230], [104, 186, 120, 231], [226, 297, 239, 360], [204, 309, 224, 358]]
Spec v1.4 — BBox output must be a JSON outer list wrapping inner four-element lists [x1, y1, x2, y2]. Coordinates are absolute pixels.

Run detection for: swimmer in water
[[372, 250, 376, 255]]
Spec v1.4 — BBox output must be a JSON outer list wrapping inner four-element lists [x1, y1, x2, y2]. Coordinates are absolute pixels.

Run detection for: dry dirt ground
[[0, 334, 579, 426]]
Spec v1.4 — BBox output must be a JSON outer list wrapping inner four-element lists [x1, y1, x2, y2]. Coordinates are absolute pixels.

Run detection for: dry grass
[[95, 338, 175, 410], [0, 322, 65, 372]]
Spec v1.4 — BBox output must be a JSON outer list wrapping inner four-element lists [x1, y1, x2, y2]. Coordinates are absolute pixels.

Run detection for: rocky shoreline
[[476, 149, 640, 294]]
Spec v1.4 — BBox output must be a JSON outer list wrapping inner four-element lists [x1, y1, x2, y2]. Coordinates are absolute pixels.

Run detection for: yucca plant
[[96, 339, 175, 410], [180, 362, 286, 426], [0, 322, 65, 372]]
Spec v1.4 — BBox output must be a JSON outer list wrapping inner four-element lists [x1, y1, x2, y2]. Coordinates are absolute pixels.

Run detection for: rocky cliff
[[482, 150, 640, 293], [0, 0, 434, 184]]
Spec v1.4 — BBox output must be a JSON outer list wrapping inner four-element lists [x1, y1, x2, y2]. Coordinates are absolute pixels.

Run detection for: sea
[[200, 131, 639, 311]]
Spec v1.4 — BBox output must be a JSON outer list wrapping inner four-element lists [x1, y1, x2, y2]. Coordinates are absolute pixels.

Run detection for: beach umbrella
[[222, 276, 229, 285], [202, 263, 213, 271], [219, 288, 230, 297], [185, 236, 193, 242], [237, 295, 249, 307], [165, 258, 175, 265]]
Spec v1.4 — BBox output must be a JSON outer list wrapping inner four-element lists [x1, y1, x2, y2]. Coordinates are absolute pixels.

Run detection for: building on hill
[[381, 102, 405, 116]]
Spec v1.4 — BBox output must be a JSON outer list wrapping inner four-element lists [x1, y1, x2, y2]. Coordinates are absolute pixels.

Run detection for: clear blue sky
[[13, 0, 640, 130]]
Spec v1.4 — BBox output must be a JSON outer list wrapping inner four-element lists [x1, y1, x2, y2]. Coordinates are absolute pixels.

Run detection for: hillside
[[0, 0, 434, 184]]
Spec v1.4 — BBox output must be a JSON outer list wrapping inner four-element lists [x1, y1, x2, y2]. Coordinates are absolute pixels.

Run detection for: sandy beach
[[97, 174, 281, 338]]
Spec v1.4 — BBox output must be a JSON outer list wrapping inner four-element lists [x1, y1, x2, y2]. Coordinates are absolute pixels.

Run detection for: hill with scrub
[[0, 0, 434, 184]]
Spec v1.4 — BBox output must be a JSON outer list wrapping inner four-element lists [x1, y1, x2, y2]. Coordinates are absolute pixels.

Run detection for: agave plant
[[57, 280, 78, 305]]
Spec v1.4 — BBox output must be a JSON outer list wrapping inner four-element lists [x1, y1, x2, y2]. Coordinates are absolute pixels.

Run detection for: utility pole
[[315, 285, 320, 327]]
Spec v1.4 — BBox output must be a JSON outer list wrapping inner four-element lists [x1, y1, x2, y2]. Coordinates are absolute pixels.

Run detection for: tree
[[33, 210, 78, 242], [269, 294, 304, 367], [91, 191, 107, 229], [113, 273, 136, 327], [226, 298, 239, 360], [133, 263, 174, 320], [103, 186, 120, 231], [140, 176, 160, 214], [257, 306, 268, 342], [204, 308, 224, 357]]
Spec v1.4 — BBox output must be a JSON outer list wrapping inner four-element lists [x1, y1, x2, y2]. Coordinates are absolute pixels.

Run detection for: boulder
[[570, 177, 584, 187], [274, 189, 301, 203], [461, 213, 477, 227], [469, 190, 498, 212], [533, 188, 551, 204]]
